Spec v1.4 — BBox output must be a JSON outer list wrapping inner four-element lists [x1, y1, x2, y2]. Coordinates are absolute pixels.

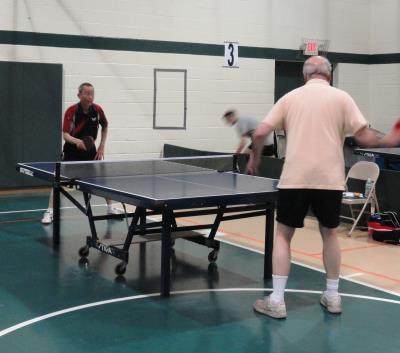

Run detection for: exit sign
[[304, 40, 319, 55]]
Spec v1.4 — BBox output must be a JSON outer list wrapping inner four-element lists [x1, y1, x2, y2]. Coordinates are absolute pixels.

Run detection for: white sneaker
[[41, 209, 53, 224], [107, 206, 124, 215], [253, 295, 287, 319], [320, 292, 342, 314]]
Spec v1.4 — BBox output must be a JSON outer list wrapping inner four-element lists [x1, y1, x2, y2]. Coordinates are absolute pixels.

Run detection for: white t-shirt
[[263, 79, 368, 190], [235, 117, 274, 146]]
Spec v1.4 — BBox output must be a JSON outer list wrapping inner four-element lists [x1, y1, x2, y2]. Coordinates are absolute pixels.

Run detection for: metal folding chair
[[341, 161, 380, 236]]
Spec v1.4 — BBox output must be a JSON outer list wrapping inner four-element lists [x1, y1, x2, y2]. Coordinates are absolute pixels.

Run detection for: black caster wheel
[[208, 250, 218, 263], [78, 257, 89, 267], [79, 246, 90, 258], [115, 262, 127, 275], [208, 262, 218, 272], [115, 275, 127, 284]]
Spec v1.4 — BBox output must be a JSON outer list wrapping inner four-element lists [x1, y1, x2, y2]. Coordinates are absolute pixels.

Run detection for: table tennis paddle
[[81, 136, 97, 160], [82, 136, 95, 150]]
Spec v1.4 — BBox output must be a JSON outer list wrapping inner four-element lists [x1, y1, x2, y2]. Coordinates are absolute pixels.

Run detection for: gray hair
[[302, 57, 332, 79], [78, 82, 93, 93]]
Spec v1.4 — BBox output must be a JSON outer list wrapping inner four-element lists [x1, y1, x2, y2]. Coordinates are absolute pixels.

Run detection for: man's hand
[[236, 137, 248, 154], [95, 145, 105, 160], [246, 122, 274, 175], [384, 118, 400, 147], [96, 127, 108, 160], [245, 154, 259, 175], [75, 139, 87, 151]]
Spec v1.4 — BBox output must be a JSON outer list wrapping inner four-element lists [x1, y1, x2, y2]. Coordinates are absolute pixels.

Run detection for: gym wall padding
[[0, 61, 62, 188]]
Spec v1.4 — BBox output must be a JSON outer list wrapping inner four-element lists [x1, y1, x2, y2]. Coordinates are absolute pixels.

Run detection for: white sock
[[269, 274, 288, 303], [47, 208, 53, 214], [326, 278, 339, 297], [107, 204, 113, 211]]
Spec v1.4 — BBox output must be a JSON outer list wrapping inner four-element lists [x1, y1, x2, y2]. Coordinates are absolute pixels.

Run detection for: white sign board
[[224, 42, 239, 68]]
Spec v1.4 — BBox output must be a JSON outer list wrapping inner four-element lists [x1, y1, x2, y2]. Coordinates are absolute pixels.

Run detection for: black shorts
[[62, 151, 95, 161], [62, 143, 96, 161], [276, 189, 343, 228]]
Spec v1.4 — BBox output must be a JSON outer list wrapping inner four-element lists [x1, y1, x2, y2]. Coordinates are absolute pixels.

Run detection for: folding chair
[[341, 161, 380, 236], [274, 130, 286, 159]]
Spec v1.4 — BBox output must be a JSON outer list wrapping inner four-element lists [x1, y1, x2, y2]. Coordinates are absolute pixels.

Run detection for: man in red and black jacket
[[62, 83, 108, 161], [42, 83, 120, 224]]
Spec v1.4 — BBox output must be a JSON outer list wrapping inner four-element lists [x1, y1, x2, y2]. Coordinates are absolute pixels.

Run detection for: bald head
[[302, 56, 332, 82]]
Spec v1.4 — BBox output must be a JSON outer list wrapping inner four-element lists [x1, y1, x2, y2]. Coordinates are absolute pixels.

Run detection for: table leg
[[160, 209, 172, 297], [53, 163, 61, 245]]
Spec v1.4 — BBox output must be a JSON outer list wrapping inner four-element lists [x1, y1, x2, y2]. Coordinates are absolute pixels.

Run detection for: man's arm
[[96, 126, 108, 160], [354, 121, 400, 148], [236, 136, 249, 154], [63, 132, 86, 150], [246, 122, 274, 174]]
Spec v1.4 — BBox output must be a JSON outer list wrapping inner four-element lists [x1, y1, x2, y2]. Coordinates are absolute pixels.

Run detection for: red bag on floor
[[368, 212, 400, 245]]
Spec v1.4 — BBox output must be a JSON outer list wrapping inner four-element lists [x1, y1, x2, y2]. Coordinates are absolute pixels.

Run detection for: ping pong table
[[17, 156, 278, 296], [355, 147, 400, 169]]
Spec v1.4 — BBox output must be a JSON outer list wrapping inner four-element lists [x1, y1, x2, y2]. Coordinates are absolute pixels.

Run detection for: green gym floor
[[0, 191, 399, 353]]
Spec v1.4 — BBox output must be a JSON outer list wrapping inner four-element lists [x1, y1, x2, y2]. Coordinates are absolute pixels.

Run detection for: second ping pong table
[[355, 147, 400, 169], [17, 156, 278, 296]]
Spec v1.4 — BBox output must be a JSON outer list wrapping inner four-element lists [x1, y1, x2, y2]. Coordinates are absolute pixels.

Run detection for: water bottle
[[365, 178, 373, 197]]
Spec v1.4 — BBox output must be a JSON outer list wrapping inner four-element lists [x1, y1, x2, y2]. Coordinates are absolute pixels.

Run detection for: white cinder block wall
[[0, 0, 398, 159], [335, 64, 370, 124], [369, 64, 400, 131], [368, 0, 400, 131], [337, 0, 400, 131]]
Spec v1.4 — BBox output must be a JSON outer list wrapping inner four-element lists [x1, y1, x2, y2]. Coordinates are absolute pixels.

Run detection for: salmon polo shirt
[[263, 79, 368, 190]]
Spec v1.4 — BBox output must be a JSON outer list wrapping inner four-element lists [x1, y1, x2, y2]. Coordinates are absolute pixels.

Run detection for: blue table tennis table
[[355, 147, 400, 170], [17, 156, 278, 296]]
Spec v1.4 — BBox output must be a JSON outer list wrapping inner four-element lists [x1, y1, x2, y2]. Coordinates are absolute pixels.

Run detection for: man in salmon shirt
[[247, 56, 400, 319]]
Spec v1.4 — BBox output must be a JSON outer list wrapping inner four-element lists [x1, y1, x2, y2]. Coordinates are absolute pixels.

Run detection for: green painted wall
[[0, 30, 399, 64]]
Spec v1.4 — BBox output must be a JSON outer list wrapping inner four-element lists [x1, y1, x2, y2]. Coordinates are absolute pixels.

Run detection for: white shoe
[[107, 206, 124, 215], [41, 209, 53, 224], [320, 292, 342, 314], [253, 295, 287, 319]]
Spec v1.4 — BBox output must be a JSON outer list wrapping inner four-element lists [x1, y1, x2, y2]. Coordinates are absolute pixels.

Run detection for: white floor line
[[2, 204, 399, 335], [0, 204, 108, 215], [2, 206, 398, 297], [218, 237, 400, 298], [0, 287, 399, 338], [343, 273, 365, 279], [144, 218, 400, 299]]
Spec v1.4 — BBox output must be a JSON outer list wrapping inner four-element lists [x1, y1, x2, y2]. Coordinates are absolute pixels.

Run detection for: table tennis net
[[59, 155, 241, 179]]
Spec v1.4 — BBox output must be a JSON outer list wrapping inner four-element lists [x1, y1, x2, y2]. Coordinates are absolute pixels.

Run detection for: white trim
[[19, 161, 277, 203], [343, 273, 365, 279], [158, 174, 246, 193], [21, 155, 237, 166], [0, 204, 108, 215], [75, 180, 159, 201], [77, 172, 276, 203], [0, 287, 398, 338]]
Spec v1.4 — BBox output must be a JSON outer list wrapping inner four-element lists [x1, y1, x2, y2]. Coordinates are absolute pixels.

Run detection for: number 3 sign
[[224, 42, 239, 68]]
